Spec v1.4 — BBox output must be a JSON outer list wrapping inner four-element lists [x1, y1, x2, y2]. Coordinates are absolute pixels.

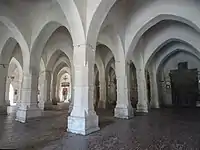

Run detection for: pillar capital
[[73, 43, 95, 51]]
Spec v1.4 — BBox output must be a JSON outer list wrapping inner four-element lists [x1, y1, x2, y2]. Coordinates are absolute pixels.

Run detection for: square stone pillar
[[114, 61, 134, 119], [0, 67, 8, 114], [98, 81, 106, 109], [68, 77, 74, 114], [149, 67, 160, 109], [16, 73, 42, 123], [67, 44, 99, 135], [44, 71, 53, 110], [5, 78, 11, 106], [136, 69, 148, 113]]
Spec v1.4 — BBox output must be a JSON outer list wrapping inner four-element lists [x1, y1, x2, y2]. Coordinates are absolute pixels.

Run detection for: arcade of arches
[[1, 1, 200, 147]]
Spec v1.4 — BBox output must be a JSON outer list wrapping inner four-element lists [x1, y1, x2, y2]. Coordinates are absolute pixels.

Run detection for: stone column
[[44, 71, 53, 109], [136, 68, 148, 113], [98, 79, 106, 108], [68, 76, 74, 114], [149, 68, 159, 109], [67, 44, 99, 135], [16, 73, 42, 123], [0, 66, 8, 114], [51, 72, 57, 104], [114, 61, 134, 119]]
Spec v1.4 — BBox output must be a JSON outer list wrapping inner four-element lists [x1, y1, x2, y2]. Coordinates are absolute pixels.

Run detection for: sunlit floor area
[[0, 107, 200, 150]]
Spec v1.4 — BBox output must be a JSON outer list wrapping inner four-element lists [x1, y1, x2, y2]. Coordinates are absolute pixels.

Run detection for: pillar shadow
[[96, 108, 115, 129]]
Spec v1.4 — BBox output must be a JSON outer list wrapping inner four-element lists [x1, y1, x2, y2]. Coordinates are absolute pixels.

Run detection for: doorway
[[170, 62, 198, 107]]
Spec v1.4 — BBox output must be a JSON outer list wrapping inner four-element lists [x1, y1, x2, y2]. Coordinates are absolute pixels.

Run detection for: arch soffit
[[30, 21, 64, 58], [58, 67, 70, 78], [40, 58, 46, 72], [8, 57, 23, 81], [125, 1, 200, 60], [47, 52, 71, 72], [0, 16, 30, 71], [56, 67, 71, 86], [56, 0, 85, 44], [97, 26, 123, 60], [45, 42, 73, 66], [86, 0, 117, 47], [52, 62, 69, 86], [52, 59, 70, 78], [156, 50, 200, 78], [95, 54, 105, 78], [143, 25, 200, 68], [155, 44, 200, 75], [105, 57, 115, 76], [148, 42, 200, 70]]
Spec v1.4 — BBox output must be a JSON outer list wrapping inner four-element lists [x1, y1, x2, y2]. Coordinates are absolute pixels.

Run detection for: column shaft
[[16, 73, 41, 123], [98, 79, 106, 108], [136, 68, 148, 113], [149, 69, 160, 108], [67, 44, 99, 135], [0, 67, 8, 114], [44, 71, 53, 110], [114, 61, 134, 119]]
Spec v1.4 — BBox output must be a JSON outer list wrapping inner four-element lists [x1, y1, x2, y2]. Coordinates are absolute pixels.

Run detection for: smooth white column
[[114, 61, 134, 119], [136, 68, 148, 113], [149, 68, 160, 109], [67, 44, 99, 135], [0, 67, 8, 114], [16, 73, 42, 123]]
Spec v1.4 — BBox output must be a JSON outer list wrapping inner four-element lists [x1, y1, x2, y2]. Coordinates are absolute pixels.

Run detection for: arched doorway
[[6, 57, 23, 108], [157, 51, 200, 108], [58, 73, 71, 103]]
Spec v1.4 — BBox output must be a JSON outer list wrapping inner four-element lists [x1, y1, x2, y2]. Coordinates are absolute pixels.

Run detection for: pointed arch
[[126, 1, 200, 60]]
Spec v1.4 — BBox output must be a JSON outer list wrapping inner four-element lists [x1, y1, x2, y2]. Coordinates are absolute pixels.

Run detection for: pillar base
[[98, 100, 106, 109], [16, 105, 42, 123], [136, 103, 148, 113], [44, 101, 53, 110], [0, 106, 7, 115], [68, 103, 73, 114], [5, 100, 10, 106], [67, 111, 100, 135], [150, 105, 160, 109], [150, 101, 160, 109], [114, 105, 134, 119]]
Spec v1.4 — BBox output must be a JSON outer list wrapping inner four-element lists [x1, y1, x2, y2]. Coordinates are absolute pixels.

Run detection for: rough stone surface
[[1, 108, 200, 149]]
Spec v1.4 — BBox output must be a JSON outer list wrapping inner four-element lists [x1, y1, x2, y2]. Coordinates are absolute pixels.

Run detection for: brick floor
[[0, 107, 200, 150]]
